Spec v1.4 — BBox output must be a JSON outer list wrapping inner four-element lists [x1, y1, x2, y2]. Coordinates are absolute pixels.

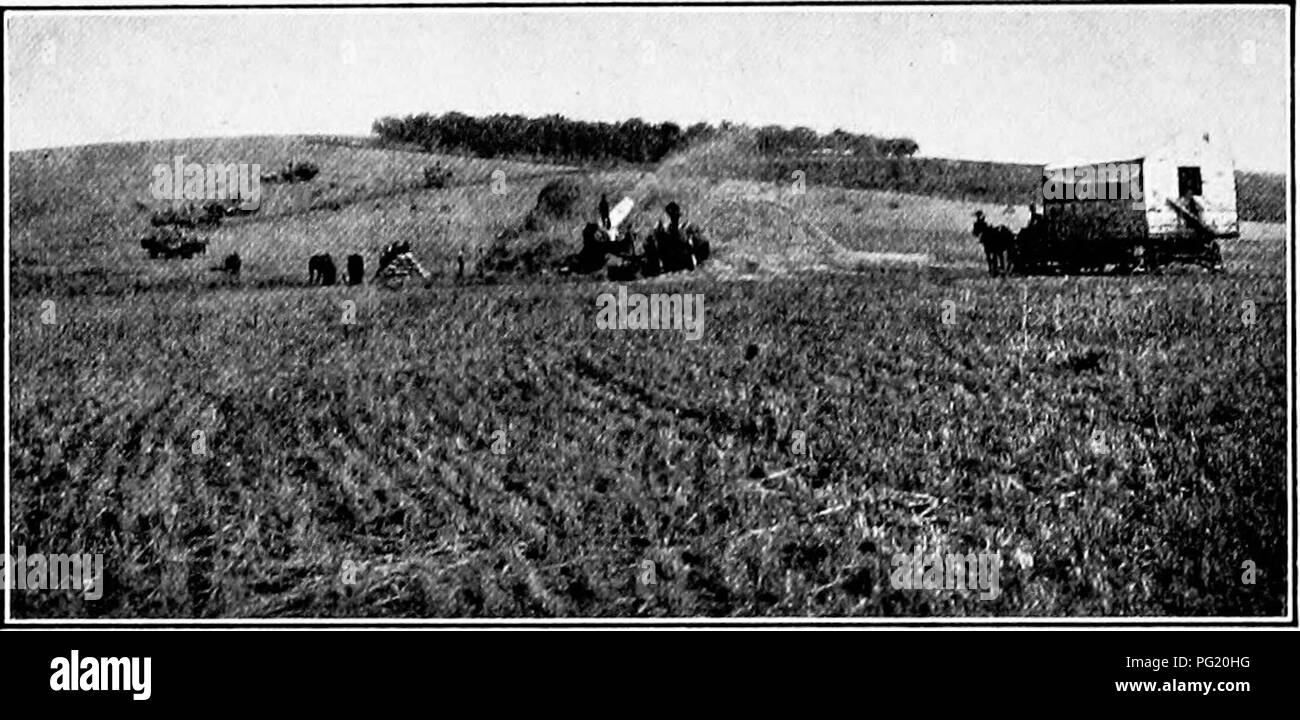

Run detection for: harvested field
[[8, 133, 1290, 618]]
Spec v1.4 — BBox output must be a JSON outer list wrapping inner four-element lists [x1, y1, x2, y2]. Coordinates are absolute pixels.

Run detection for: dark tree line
[[371, 112, 919, 163], [754, 125, 918, 157], [372, 112, 700, 164]]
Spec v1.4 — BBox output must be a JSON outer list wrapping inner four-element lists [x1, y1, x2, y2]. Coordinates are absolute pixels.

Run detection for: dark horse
[[972, 211, 1015, 276], [308, 253, 337, 285], [345, 254, 365, 285]]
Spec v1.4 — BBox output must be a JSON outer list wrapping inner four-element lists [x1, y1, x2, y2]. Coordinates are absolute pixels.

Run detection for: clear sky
[[5, 6, 1291, 171]]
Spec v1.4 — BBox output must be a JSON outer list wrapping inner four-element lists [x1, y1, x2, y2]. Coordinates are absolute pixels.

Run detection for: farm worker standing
[[598, 193, 612, 229], [1025, 203, 1043, 232], [664, 201, 684, 238], [658, 201, 697, 272]]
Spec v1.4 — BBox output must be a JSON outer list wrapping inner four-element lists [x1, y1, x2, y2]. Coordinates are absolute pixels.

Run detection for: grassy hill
[[10, 136, 583, 294]]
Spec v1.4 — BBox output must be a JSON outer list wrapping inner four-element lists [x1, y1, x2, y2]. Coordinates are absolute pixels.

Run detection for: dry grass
[[8, 135, 1289, 618]]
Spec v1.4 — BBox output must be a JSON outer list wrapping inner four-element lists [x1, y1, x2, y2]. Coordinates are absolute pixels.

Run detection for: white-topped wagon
[[1014, 132, 1237, 274]]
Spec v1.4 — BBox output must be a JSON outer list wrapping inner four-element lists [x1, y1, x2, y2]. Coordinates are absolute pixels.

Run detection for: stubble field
[[7, 137, 1290, 618]]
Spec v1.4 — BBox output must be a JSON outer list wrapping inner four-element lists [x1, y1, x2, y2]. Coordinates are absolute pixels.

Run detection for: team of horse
[[308, 253, 368, 286], [971, 210, 1017, 277]]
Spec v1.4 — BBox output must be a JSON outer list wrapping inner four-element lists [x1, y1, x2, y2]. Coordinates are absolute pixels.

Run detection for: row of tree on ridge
[[371, 112, 919, 164]]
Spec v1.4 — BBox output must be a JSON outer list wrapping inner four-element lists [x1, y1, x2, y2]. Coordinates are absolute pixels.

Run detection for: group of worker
[[597, 193, 709, 275]]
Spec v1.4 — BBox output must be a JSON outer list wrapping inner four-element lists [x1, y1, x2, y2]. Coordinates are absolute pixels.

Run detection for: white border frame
[[3, 1, 1295, 628]]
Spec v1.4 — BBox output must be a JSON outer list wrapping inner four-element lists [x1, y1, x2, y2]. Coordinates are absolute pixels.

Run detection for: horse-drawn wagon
[[996, 132, 1237, 275]]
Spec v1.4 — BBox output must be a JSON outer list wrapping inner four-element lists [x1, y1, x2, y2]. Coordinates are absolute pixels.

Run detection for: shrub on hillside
[[263, 161, 321, 184], [534, 178, 583, 219], [290, 162, 320, 182], [423, 164, 454, 189]]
